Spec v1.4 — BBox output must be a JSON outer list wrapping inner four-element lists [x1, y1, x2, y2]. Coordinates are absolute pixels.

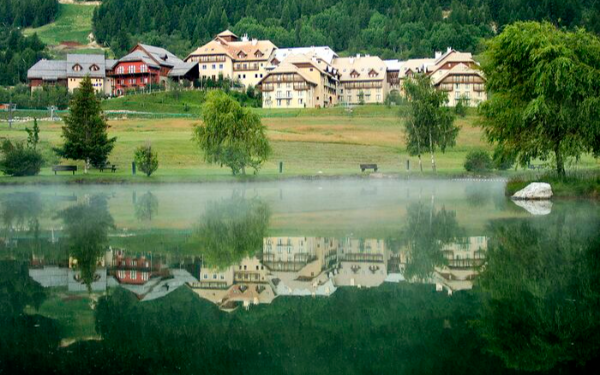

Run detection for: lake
[[1, 179, 598, 374]]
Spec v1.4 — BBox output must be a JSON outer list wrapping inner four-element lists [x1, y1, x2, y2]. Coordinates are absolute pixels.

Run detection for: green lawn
[[1, 109, 598, 185], [23, 3, 96, 46]]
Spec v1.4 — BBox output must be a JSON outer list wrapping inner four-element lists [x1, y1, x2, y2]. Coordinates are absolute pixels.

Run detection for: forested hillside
[[0, 0, 59, 28], [93, 0, 600, 58]]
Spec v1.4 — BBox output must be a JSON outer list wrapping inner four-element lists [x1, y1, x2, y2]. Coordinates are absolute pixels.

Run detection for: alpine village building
[[27, 30, 485, 107]]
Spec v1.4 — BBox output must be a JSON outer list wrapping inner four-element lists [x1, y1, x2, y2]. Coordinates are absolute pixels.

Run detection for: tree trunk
[[85, 158, 90, 174], [418, 154, 423, 172], [428, 128, 436, 172], [555, 142, 565, 178]]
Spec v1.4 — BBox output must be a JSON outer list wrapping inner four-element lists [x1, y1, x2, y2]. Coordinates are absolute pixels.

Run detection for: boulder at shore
[[512, 182, 553, 200]]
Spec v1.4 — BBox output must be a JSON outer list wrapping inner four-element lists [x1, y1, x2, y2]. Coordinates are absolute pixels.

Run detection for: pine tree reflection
[[56, 195, 115, 292]]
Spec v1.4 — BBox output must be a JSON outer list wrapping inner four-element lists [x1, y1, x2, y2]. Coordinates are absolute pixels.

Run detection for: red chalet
[[109, 44, 198, 96], [113, 252, 159, 285]]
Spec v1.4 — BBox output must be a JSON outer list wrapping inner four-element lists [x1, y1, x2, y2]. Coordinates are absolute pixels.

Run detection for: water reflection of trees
[[56, 195, 115, 292], [389, 201, 465, 281], [191, 197, 270, 269], [134, 191, 159, 222], [477, 213, 600, 372], [0, 193, 44, 252], [0, 261, 61, 374]]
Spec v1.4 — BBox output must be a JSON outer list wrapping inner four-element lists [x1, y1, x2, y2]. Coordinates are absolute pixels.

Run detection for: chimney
[[349, 57, 355, 64], [435, 51, 442, 59], [252, 38, 258, 46], [356, 53, 360, 58], [447, 47, 452, 53], [241, 34, 249, 42]]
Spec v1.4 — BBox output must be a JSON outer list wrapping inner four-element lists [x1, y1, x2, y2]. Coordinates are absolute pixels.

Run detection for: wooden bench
[[360, 164, 378, 172], [98, 163, 117, 173], [52, 165, 77, 175]]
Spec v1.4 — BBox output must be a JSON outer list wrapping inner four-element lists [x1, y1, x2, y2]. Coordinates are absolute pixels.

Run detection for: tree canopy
[[55, 76, 117, 169], [194, 90, 271, 175], [92, 0, 600, 59], [479, 22, 600, 176], [403, 73, 458, 171]]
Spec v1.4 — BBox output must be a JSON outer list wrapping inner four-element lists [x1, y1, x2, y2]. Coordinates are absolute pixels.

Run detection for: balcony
[[342, 82, 383, 90], [234, 64, 259, 71]]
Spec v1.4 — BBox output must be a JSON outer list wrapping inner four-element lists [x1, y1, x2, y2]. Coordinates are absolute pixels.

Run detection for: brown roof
[[333, 56, 387, 82], [186, 36, 276, 62], [260, 61, 319, 86], [432, 63, 484, 85]]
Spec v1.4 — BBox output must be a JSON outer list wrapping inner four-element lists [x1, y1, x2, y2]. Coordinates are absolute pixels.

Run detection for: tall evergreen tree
[[55, 76, 116, 171]]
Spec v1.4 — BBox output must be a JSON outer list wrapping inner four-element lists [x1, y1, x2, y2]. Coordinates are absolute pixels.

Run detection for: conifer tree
[[55, 76, 116, 172]]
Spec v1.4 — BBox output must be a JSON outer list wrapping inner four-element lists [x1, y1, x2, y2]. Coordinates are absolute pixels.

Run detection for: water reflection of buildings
[[188, 235, 488, 311]]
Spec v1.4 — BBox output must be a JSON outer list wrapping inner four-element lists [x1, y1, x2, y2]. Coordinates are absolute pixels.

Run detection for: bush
[[0, 140, 43, 176], [464, 150, 493, 172], [134, 144, 158, 177], [455, 99, 467, 117]]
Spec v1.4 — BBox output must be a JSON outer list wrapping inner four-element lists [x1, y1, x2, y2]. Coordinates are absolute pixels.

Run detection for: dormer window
[[72, 64, 82, 72], [238, 51, 247, 59], [90, 64, 100, 72], [254, 50, 263, 58], [350, 70, 360, 78], [368, 69, 378, 78]]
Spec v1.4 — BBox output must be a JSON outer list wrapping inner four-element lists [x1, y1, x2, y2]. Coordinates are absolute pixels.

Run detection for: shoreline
[[0, 172, 509, 186]]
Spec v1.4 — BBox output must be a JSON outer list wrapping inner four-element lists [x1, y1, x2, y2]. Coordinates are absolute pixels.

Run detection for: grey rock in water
[[512, 199, 553, 215], [512, 182, 553, 200]]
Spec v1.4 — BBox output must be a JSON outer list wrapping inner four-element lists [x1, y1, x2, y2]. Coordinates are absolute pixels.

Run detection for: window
[[142, 272, 149, 281], [376, 94, 381, 102], [213, 274, 217, 279], [117, 66, 124, 74], [72, 64, 82, 72], [212, 64, 216, 69], [128, 65, 136, 74], [286, 91, 291, 98], [131, 270, 137, 279], [220, 275, 225, 280], [204, 274, 208, 279], [298, 98, 303, 105], [90, 64, 100, 72], [455, 83, 460, 90], [219, 64, 223, 69], [277, 99, 282, 107], [140, 64, 147, 73], [203, 65, 207, 70]]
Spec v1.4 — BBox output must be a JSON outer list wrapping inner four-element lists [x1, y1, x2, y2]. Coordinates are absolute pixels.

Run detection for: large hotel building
[[28, 30, 486, 107]]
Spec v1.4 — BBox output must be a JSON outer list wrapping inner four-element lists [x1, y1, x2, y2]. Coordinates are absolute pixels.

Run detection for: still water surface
[[0, 180, 598, 374]]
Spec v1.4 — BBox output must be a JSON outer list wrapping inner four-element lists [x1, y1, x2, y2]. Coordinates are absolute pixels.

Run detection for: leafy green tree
[[0, 139, 43, 177], [403, 74, 458, 172], [54, 76, 116, 172], [25, 118, 40, 150], [134, 144, 159, 177], [193, 90, 271, 175], [191, 197, 270, 269], [479, 22, 600, 177], [358, 90, 365, 105]]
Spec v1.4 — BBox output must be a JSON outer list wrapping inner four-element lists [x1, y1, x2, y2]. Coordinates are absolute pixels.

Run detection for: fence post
[[279, 161, 283, 174], [406, 159, 410, 171], [132, 161, 136, 175]]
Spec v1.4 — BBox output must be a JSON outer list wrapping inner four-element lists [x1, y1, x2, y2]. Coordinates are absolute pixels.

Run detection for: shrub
[[134, 144, 159, 177], [493, 148, 516, 170], [0, 140, 43, 176], [455, 98, 467, 117], [464, 150, 493, 172]]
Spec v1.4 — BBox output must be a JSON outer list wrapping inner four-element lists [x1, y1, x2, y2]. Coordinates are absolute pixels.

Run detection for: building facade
[[27, 54, 115, 95], [333, 55, 388, 105], [185, 30, 276, 88], [110, 44, 197, 96]]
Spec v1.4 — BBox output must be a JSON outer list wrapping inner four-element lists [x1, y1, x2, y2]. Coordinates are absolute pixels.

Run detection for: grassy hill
[[23, 3, 106, 58]]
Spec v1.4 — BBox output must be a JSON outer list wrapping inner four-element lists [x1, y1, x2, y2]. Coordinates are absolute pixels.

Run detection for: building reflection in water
[[188, 235, 488, 310]]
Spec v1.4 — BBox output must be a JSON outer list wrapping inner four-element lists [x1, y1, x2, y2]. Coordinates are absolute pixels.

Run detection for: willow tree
[[403, 74, 458, 172], [194, 91, 271, 175], [480, 22, 600, 177]]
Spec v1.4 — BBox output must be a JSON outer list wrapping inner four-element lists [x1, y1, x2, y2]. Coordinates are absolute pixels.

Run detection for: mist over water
[[1, 179, 598, 374]]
